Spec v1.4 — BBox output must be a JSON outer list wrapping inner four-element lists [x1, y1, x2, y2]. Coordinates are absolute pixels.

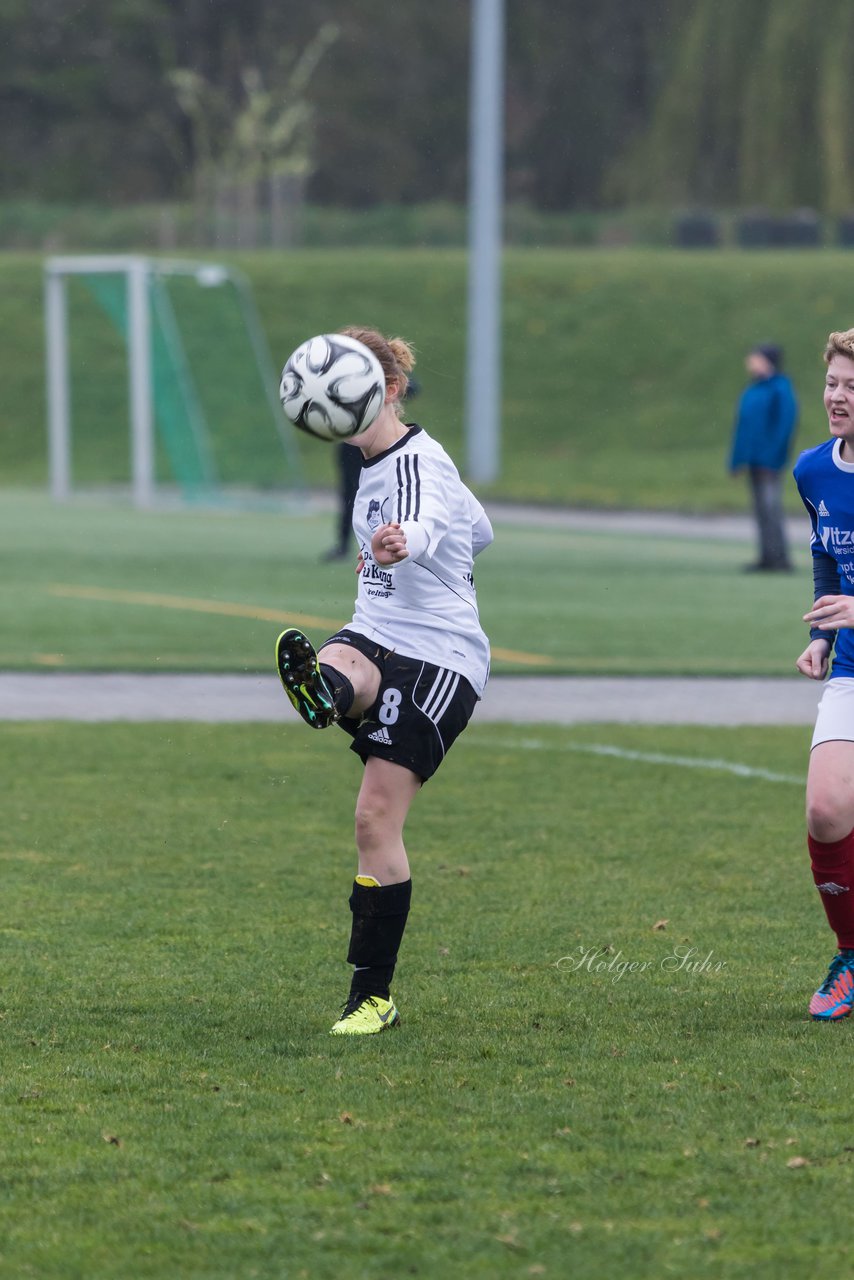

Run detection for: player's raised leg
[[330, 758, 419, 1036], [317, 640, 381, 718], [806, 740, 854, 1020], [275, 630, 380, 729]]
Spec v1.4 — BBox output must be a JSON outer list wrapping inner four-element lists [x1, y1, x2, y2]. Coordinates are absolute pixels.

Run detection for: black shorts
[[322, 629, 478, 782]]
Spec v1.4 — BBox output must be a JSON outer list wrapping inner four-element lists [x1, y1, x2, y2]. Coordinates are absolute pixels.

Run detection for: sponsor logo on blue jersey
[[821, 526, 854, 551]]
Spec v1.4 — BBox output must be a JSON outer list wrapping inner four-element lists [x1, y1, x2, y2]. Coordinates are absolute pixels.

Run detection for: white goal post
[[44, 254, 300, 508]]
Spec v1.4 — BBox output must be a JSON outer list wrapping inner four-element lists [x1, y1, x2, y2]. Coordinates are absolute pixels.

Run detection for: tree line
[[1, 0, 846, 215]]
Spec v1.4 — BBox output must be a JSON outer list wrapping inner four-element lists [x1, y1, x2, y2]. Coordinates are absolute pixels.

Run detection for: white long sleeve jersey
[[346, 425, 493, 696]]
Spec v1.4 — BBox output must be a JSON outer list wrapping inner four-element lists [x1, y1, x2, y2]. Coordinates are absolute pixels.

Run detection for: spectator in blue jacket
[[729, 343, 798, 571]]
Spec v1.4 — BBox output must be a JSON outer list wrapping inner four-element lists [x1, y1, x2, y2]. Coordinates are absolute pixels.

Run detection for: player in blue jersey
[[793, 328, 854, 1019]]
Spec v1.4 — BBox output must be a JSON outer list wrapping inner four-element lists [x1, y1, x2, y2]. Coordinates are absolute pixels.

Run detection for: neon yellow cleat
[[275, 628, 338, 729], [330, 993, 400, 1036]]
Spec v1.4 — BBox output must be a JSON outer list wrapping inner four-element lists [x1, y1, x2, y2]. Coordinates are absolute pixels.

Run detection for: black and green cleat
[[275, 628, 338, 729]]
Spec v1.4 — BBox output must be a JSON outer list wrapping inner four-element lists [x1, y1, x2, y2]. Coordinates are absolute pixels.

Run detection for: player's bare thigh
[[807, 740, 854, 841], [318, 642, 381, 717]]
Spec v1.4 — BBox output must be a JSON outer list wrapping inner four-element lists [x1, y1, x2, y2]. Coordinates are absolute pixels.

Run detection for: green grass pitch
[[0, 491, 816, 676], [0, 719, 850, 1279]]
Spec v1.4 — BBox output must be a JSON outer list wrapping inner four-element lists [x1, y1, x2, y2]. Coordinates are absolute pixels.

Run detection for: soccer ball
[[279, 333, 386, 441]]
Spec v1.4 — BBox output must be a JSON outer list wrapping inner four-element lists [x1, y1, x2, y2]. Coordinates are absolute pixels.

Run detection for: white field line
[[470, 736, 803, 786]]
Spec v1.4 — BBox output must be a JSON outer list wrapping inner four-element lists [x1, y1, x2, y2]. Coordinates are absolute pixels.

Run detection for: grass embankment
[[0, 719, 847, 1278], [0, 491, 815, 676], [0, 250, 845, 508]]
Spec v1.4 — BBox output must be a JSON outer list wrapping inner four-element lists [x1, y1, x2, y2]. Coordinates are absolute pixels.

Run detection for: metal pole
[[465, 0, 504, 484], [127, 257, 155, 508], [45, 267, 71, 501]]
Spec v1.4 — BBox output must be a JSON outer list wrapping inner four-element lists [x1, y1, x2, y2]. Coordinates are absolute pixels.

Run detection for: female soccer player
[[275, 327, 493, 1035], [794, 327, 854, 1020]]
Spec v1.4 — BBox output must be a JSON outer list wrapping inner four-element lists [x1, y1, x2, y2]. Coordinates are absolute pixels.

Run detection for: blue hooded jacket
[[729, 372, 798, 471]]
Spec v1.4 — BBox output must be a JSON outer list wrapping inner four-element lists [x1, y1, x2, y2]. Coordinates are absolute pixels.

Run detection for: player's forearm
[[397, 521, 432, 562], [811, 551, 840, 646]]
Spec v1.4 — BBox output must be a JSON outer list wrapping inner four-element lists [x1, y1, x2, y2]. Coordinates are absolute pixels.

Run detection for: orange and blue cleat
[[809, 950, 854, 1021]]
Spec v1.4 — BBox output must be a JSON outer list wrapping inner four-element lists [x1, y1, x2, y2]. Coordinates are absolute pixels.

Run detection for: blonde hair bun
[[387, 337, 416, 374]]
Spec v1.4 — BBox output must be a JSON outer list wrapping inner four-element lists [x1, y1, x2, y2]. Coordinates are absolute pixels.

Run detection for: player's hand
[[804, 595, 854, 630], [371, 522, 408, 565], [355, 553, 364, 575], [795, 638, 831, 680]]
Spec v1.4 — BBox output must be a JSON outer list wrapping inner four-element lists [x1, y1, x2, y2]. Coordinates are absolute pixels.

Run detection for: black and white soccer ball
[[279, 333, 386, 441]]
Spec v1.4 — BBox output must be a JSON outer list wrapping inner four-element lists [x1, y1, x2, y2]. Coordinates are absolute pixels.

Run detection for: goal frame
[[44, 254, 298, 508]]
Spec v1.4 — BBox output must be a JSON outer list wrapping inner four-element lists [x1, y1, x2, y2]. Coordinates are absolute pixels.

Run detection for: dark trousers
[[333, 445, 363, 554], [748, 466, 790, 568]]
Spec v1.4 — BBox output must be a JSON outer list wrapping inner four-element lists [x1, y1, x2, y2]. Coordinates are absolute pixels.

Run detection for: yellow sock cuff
[[354, 874, 382, 888]]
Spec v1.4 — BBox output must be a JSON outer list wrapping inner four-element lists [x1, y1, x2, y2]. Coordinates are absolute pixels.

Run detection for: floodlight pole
[[45, 268, 71, 502], [465, 0, 505, 485], [127, 257, 155, 508]]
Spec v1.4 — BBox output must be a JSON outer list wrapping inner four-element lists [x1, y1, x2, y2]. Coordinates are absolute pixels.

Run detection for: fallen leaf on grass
[[787, 1157, 810, 1169], [653, 919, 669, 931], [744, 1138, 760, 1147], [102, 1133, 122, 1147], [339, 1112, 353, 1125], [496, 1233, 519, 1249]]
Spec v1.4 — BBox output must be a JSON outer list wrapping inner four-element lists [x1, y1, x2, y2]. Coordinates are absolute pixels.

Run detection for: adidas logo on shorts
[[367, 726, 394, 745]]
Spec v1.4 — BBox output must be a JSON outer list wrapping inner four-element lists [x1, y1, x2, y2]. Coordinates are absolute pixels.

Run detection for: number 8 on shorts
[[379, 688, 402, 725]]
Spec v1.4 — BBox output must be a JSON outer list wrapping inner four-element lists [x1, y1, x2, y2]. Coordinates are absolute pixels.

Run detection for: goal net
[[44, 255, 305, 507]]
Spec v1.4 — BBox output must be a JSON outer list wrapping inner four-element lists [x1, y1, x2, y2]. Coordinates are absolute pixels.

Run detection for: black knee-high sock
[[319, 663, 354, 717], [347, 878, 412, 1000]]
